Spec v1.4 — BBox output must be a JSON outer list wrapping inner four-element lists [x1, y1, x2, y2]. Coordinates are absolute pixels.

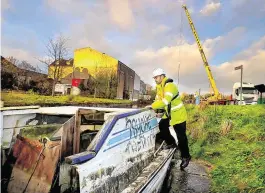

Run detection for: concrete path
[[162, 155, 210, 193]]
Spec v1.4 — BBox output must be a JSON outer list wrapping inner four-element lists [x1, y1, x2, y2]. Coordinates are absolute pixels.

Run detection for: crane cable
[[177, 3, 183, 86]]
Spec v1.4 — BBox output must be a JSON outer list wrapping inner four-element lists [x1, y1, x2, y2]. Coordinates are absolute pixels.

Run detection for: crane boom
[[182, 5, 220, 99]]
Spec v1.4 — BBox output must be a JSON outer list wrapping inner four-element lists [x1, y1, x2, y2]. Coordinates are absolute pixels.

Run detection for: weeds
[[220, 119, 233, 135], [187, 104, 265, 192]]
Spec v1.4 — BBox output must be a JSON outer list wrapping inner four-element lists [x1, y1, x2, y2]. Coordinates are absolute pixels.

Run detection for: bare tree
[[93, 62, 106, 98], [35, 65, 43, 73], [6, 56, 20, 66], [7, 56, 43, 73], [39, 35, 70, 96], [18, 60, 37, 72], [92, 62, 118, 99]]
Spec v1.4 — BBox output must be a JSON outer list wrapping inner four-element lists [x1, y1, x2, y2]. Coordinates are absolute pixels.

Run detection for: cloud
[[187, 7, 194, 14], [1, 0, 11, 21], [133, 26, 247, 86], [151, 25, 170, 36], [1, 26, 49, 72], [45, 0, 89, 16], [66, 17, 123, 61], [43, 0, 181, 62], [234, 35, 265, 60], [131, 39, 212, 91], [204, 27, 246, 54], [227, 0, 265, 28], [200, 1, 221, 16], [231, 0, 264, 10], [2, 47, 35, 62], [44, 0, 260, 94], [215, 48, 265, 94], [3, 0, 264, 93], [1, 46, 47, 70], [107, 0, 135, 31], [1, 45, 50, 73], [1, 0, 11, 10], [131, 34, 265, 94], [45, 0, 135, 31], [44, 1, 118, 58]]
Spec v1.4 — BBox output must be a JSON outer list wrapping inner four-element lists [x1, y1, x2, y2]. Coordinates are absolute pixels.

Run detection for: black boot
[[180, 156, 191, 170]]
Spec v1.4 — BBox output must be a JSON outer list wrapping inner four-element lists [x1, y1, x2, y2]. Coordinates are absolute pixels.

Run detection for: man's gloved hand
[[155, 109, 165, 118], [156, 113, 164, 118]]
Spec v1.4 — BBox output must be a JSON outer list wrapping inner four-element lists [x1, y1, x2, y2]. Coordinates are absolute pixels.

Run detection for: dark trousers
[[159, 118, 190, 158]]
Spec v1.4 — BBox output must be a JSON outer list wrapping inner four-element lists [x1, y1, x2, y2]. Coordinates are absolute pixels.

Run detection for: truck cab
[[232, 82, 258, 105]]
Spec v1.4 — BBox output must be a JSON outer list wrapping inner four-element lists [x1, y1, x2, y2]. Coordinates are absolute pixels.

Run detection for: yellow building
[[48, 59, 74, 84], [73, 47, 118, 78], [48, 47, 137, 99], [73, 47, 136, 99]]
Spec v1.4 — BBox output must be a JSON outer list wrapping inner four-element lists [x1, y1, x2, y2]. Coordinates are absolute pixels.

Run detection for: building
[[74, 47, 137, 99], [140, 80, 147, 95], [48, 59, 74, 84], [146, 84, 153, 94], [132, 73, 140, 101], [117, 61, 135, 99], [48, 47, 143, 100], [139, 80, 147, 100], [54, 83, 72, 95]]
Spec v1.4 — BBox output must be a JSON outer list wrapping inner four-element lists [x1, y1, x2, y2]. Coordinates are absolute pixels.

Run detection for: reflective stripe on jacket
[[151, 77, 187, 126]]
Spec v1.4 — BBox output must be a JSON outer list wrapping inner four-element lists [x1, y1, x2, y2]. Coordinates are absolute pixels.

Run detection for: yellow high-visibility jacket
[[151, 77, 187, 126]]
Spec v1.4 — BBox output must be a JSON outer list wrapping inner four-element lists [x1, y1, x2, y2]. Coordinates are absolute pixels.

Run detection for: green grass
[[1, 91, 132, 107], [186, 105, 265, 193]]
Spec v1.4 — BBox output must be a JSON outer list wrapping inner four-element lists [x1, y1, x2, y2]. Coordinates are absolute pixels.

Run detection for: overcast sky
[[1, 0, 265, 94]]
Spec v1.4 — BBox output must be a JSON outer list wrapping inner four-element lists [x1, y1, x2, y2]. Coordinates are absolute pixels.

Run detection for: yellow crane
[[182, 5, 222, 102]]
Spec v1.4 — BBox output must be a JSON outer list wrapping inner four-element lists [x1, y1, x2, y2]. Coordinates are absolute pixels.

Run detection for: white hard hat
[[153, 68, 165, 77]]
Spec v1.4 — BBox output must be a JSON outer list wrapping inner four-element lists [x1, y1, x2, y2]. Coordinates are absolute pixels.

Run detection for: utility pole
[[234, 65, 243, 105]]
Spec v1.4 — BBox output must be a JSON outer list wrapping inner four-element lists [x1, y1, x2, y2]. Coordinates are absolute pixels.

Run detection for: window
[[242, 87, 257, 94], [236, 87, 257, 95]]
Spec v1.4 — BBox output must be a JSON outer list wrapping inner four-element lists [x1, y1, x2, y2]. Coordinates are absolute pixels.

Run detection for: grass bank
[[1, 91, 132, 107], [186, 104, 265, 192]]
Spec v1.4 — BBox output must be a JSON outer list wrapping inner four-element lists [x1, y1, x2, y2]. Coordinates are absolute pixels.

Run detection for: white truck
[[232, 82, 258, 105]]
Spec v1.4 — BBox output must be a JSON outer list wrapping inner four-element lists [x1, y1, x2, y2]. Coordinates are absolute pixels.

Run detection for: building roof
[[1, 56, 18, 73], [50, 59, 74, 66]]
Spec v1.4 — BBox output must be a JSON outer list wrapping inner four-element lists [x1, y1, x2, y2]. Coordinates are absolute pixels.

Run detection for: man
[[151, 68, 191, 169]]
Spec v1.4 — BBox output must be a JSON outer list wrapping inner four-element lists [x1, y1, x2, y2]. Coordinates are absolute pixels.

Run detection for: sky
[[1, 0, 265, 94]]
